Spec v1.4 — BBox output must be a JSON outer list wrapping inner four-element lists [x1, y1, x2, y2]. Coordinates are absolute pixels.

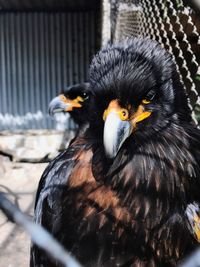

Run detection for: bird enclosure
[[1, 1, 200, 267], [109, 0, 200, 125], [0, 0, 199, 130]]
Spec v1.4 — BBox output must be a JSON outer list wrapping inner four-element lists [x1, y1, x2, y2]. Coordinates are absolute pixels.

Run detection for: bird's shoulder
[[34, 135, 93, 220]]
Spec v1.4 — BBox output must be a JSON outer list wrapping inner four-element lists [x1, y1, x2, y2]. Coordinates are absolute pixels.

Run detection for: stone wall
[[0, 130, 75, 162]]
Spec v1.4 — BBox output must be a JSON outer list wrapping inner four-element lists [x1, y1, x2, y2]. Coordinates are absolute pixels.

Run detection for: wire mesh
[[110, 0, 200, 125]]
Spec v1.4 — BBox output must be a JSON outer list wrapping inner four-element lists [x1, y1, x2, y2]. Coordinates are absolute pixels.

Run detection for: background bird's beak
[[103, 111, 132, 159], [49, 95, 83, 116]]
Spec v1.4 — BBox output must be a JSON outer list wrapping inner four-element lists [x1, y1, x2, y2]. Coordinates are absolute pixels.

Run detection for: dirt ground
[[0, 158, 48, 267]]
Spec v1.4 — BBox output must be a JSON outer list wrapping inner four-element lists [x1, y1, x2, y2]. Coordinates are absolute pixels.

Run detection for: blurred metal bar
[[0, 192, 83, 267], [67, 13, 73, 86], [61, 13, 67, 87], [44, 12, 51, 129], [22, 13, 29, 127], [5, 13, 12, 115], [0, 15, 7, 114]]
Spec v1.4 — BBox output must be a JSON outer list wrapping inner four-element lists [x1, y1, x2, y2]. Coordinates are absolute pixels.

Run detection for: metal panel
[[0, 11, 99, 130], [0, 0, 100, 12]]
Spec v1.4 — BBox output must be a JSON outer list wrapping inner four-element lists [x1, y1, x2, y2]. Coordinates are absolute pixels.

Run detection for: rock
[[13, 147, 49, 163], [0, 155, 10, 176], [0, 130, 75, 162]]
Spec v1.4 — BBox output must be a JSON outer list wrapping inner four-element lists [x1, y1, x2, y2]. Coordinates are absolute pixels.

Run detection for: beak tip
[[48, 108, 54, 117], [103, 145, 118, 159], [48, 96, 68, 116], [48, 104, 54, 117]]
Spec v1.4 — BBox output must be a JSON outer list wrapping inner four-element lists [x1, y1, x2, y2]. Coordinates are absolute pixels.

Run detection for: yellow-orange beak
[[103, 100, 151, 158], [49, 94, 84, 116]]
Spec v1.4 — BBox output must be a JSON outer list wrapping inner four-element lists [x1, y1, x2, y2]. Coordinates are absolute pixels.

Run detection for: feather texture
[[31, 38, 200, 267]]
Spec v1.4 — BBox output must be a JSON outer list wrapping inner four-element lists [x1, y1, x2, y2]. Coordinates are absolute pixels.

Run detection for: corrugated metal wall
[[0, 11, 99, 130]]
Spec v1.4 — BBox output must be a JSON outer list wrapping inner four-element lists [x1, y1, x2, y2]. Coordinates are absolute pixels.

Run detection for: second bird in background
[[49, 82, 92, 148]]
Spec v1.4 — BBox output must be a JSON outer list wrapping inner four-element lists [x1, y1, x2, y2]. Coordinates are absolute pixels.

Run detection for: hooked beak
[[103, 100, 151, 159], [49, 95, 83, 116], [103, 112, 132, 158]]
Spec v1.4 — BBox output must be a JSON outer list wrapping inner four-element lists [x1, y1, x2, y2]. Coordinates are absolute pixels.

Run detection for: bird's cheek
[[63, 96, 84, 112], [130, 105, 152, 130]]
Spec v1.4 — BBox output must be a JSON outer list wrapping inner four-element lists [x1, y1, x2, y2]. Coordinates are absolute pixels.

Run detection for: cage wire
[[110, 0, 200, 125]]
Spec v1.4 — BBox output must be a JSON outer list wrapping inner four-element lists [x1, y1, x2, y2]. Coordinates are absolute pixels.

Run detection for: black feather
[[31, 38, 200, 267]]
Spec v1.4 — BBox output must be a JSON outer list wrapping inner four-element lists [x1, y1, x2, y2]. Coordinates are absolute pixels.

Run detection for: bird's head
[[49, 83, 92, 125], [89, 38, 191, 159]]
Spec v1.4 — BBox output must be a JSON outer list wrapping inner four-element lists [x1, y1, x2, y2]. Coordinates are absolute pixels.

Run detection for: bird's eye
[[142, 90, 156, 104], [119, 109, 129, 120], [82, 92, 89, 100]]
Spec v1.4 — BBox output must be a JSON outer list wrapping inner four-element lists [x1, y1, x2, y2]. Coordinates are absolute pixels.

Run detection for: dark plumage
[[31, 38, 200, 267], [185, 202, 200, 243], [49, 82, 91, 131]]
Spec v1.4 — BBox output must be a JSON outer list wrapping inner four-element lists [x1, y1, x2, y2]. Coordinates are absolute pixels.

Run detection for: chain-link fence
[[109, 0, 200, 125]]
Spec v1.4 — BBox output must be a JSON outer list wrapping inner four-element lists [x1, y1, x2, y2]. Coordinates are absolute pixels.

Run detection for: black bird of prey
[[48, 82, 92, 152], [30, 82, 91, 266], [49, 82, 91, 134], [31, 38, 200, 267]]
